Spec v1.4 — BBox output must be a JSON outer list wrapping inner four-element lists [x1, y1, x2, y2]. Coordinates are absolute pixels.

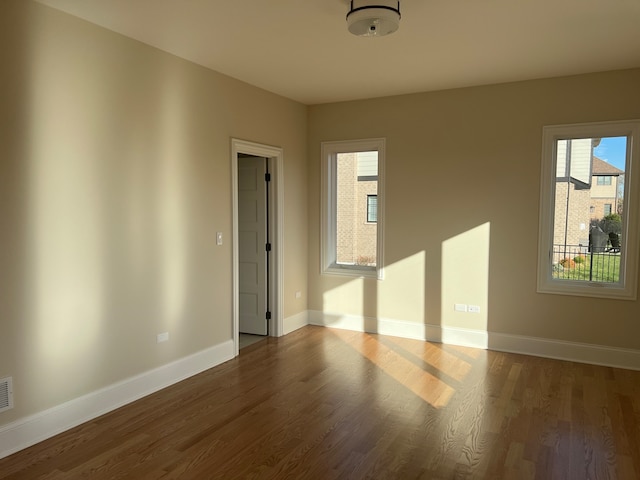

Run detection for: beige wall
[[308, 68, 640, 349], [0, 1, 307, 425]]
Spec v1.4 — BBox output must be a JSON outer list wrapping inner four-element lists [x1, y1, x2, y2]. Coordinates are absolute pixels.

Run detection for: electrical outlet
[[454, 303, 468, 312], [295, 291, 302, 299], [468, 305, 481, 313], [157, 332, 169, 343]]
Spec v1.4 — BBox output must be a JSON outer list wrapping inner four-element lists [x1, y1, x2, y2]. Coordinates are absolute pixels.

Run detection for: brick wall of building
[[336, 153, 377, 265], [554, 181, 591, 249]]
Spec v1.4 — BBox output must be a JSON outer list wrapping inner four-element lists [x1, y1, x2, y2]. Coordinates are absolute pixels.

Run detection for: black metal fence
[[552, 243, 621, 282]]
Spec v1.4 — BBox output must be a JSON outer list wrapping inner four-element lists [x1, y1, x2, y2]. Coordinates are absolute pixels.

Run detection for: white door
[[238, 156, 268, 335]]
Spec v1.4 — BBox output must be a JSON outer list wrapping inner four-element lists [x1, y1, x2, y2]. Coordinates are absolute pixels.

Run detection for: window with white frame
[[537, 120, 640, 299], [321, 139, 385, 278]]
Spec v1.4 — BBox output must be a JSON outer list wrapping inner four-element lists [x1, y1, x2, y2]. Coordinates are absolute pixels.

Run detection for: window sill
[[323, 264, 380, 279], [537, 279, 637, 300]]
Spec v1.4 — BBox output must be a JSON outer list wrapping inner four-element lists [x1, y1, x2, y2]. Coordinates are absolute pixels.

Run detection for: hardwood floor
[[2, 325, 640, 479]]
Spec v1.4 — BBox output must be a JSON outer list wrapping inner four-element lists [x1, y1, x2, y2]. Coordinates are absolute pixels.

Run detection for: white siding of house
[[357, 152, 378, 178], [570, 138, 592, 185], [555, 139, 592, 184], [557, 140, 568, 177]]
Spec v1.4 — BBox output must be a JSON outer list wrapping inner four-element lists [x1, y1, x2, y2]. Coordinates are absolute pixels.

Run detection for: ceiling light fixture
[[346, 0, 401, 37]]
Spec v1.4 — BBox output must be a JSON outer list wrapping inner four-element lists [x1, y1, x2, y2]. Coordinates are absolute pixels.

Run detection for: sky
[[594, 136, 627, 171]]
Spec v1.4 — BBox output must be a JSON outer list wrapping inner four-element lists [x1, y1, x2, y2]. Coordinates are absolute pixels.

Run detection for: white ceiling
[[36, 0, 640, 105]]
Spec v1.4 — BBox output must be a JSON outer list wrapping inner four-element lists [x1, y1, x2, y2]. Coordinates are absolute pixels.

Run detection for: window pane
[[551, 136, 625, 283], [336, 151, 378, 266], [367, 195, 377, 223]]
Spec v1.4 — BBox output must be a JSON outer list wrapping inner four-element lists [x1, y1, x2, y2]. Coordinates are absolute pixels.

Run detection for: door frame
[[231, 138, 284, 356]]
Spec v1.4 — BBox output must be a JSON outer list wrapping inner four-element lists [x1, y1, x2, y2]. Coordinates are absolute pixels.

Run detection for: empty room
[[1, 1, 640, 478]]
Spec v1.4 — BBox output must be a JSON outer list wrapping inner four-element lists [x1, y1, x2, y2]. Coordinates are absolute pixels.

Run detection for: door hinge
[[265, 172, 271, 182], [266, 311, 272, 320], [266, 243, 271, 252]]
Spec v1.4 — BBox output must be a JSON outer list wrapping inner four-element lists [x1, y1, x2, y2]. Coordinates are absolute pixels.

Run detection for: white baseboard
[[0, 339, 235, 460], [486, 333, 640, 370], [5, 312, 638, 460], [309, 310, 429, 340], [283, 310, 309, 335], [308, 310, 640, 371]]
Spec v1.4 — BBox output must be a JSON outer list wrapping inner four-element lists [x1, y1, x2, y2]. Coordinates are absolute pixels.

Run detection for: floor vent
[[0, 377, 13, 413]]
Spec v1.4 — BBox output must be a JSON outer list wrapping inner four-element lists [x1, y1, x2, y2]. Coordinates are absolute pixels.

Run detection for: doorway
[[237, 154, 268, 336], [231, 139, 283, 356]]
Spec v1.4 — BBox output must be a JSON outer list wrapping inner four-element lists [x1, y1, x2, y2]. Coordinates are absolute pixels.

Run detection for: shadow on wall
[[1, 1, 37, 417], [11, 1, 211, 415], [317, 222, 491, 347]]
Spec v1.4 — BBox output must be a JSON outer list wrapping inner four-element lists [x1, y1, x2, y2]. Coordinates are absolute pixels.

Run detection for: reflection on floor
[[239, 333, 266, 350]]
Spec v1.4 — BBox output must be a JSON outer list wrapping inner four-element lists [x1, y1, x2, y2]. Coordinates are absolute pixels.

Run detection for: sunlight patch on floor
[[331, 329, 457, 408]]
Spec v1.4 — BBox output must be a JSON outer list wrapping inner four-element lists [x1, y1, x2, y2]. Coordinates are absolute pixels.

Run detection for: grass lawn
[[553, 252, 621, 282]]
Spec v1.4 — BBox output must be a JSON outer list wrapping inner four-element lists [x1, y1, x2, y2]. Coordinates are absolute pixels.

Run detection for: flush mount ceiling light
[[346, 0, 401, 37]]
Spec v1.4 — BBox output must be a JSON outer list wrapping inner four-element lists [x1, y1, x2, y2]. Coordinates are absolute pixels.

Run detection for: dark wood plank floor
[[2, 325, 639, 479]]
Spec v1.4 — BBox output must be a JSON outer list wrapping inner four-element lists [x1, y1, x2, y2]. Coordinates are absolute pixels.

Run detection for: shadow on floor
[[239, 333, 267, 350]]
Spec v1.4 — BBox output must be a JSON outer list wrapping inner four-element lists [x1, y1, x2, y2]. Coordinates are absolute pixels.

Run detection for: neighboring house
[[554, 138, 593, 249], [590, 156, 624, 219], [336, 152, 378, 265], [554, 141, 625, 251]]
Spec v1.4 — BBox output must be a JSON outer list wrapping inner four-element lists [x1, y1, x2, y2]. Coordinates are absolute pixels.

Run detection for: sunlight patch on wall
[[322, 277, 368, 324], [157, 67, 189, 330], [378, 251, 425, 323], [441, 222, 490, 344], [321, 251, 426, 325], [26, 27, 105, 384]]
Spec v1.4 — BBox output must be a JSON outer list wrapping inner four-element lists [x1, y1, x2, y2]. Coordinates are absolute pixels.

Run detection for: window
[[367, 195, 378, 223], [538, 120, 640, 299], [321, 139, 385, 278], [597, 176, 612, 185]]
